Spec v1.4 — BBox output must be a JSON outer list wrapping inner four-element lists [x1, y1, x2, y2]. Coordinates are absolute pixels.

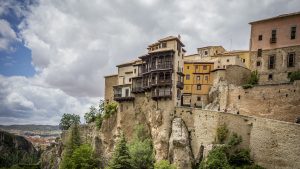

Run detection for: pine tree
[[108, 133, 132, 169]]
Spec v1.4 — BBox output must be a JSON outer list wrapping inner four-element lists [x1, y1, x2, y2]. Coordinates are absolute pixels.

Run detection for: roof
[[116, 59, 141, 67], [184, 61, 214, 64], [148, 35, 185, 47], [104, 74, 118, 78], [249, 11, 300, 24], [197, 46, 224, 50]]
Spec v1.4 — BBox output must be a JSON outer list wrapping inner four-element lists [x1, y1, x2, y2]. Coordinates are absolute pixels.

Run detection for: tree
[[60, 124, 81, 169], [289, 71, 300, 82], [154, 160, 177, 169], [128, 125, 154, 169], [108, 133, 132, 169], [71, 144, 98, 169], [84, 106, 97, 123], [59, 113, 80, 130]]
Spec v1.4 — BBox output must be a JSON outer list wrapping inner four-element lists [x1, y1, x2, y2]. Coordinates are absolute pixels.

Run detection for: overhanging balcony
[[176, 81, 184, 89], [114, 93, 135, 102], [151, 88, 172, 100]]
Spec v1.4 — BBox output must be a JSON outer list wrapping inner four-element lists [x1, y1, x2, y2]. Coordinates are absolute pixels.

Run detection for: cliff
[[0, 130, 39, 168]]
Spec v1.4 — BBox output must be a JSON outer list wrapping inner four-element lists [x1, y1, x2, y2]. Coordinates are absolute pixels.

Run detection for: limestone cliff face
[[168, 118, 194, 169], [0, 130, 39, 167], [40, 142, 62, 169]]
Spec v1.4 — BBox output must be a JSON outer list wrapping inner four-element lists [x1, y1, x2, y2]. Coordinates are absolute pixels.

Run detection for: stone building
[[249, 12, 300, 84]]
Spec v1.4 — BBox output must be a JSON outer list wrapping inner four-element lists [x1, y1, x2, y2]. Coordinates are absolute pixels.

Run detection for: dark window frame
[[256, 61, 261, 66], [186, 74, 190, 80], [197, 84, 201, 90], [287, 52, 295, 67], [291, 26, 296, 40], [258, 35, 263, 41], [257, 49, 262, 57], [268, 55, 276, 69]]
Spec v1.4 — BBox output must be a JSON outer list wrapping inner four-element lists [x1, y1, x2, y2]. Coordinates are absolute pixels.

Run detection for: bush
[[216, 124, 229, 144], [154, 160, 176, 169], [242, 84, 254, 89], [71, 144, 98, 169], [200, 146, 230, 169], [229, 149, 251, 167], [227, 133, 242, 147], [103, 102, 118, 119], [248, 70, 259, 85], [289, 71, 300, 82]]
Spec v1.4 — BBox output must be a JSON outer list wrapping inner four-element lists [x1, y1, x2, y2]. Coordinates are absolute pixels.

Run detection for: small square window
[[227, 59, 230, 62], [195, 65, 198, 69], [196, 76, 200, 80], [256, 61, 261, 66], [258, 35, 263, 41], [268, 74, 273, 80], [204, 51, 208, 55], [197, 96, 201, 101], [203, 65, 207, 70], [205, 76, 208, 81], [162, 42, 167, 48], [186, 74, 190, 80], [197, 85, 201, 90], [187, 66, 189, 69]]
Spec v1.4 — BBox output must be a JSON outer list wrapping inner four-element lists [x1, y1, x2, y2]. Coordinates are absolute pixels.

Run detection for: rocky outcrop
[[0, 130, 39, 168], [168, 118, 194, 169], [40, 142, 62, 169]]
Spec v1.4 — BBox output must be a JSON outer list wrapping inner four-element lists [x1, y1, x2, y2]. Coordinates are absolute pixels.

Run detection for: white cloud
[[1, 0, 300, 124], [0, 19, 19, 51], [0, 75, 98, 125]]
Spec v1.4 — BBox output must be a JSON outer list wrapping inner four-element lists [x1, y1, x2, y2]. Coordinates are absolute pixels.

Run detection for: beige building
[[104, 74, 118, 103], [249, 12, 300, 84]]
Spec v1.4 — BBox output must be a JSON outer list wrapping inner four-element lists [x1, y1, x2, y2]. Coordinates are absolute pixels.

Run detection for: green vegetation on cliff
[[199, 125, 264, 169]]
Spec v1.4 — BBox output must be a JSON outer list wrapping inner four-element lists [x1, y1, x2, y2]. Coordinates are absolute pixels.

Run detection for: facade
[[113, 60, 139, 102], [104, 74, 118, 103], [221, 50, 250, 69], [212, 55, 246, 69], [182, 60, 214, 107], [249, 12, 300, 84]]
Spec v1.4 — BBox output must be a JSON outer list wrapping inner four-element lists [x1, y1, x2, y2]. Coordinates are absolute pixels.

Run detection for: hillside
[[0, 130, 40, 168], [0, 125, 60, 131]]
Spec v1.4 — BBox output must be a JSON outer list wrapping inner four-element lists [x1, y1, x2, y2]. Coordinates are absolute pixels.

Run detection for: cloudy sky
[[0, 0, 299, 125]]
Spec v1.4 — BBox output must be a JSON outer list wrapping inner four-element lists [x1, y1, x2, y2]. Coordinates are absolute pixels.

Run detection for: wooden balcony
[[176, 81, 184, 89], [114, 94, 135, 102], [150, 79, 172, 87], [151, 89, 172, 100], [131, 87, 144, 93]]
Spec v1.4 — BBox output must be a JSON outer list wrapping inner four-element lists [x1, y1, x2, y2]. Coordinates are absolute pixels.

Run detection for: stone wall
[[226, 81, 300, 122], [174, 107, 300, 169], [225, 65, 251, 85]]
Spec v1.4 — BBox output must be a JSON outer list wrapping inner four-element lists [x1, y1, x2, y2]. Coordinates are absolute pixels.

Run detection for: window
[[268, 55, 275, 69], [227, 59, 230, 62], [258, 35, 263, 41], [134, 69, 136, 74], [186, 74, 190, 80], [187, 66, 190, 69], [291, 26, 296, 39], [268, 74, 273, 80], [129, 78, 131, 82], [197, 85, 201, 90], [203, 65, 207, 70], [196, 76, 200, 81], [257, 49, 262, 57], [204, 50, 208, 55], [205, 76, 208, 81], [162, 42, 167, 48], [256, 61, 261, 66], [195, 65, 198, 69], [125, 89, 129, 97], [270, 29, 276, 43], [243, 59, 245, 63], [197, 96, 201, 101], [287, 52, 295, 67]]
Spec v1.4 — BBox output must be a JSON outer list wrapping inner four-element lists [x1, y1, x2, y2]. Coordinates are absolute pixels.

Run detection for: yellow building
[[182, 61, 214, 107]]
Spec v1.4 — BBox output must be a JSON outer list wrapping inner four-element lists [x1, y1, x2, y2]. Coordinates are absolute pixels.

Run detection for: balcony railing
[[150, 79, 172, 86], [114, 94, 135, 102], [152, 89, 172, 99], [270, 37, 277, 44], [176, 81, 184, 89], [132, 87, 144, 93]]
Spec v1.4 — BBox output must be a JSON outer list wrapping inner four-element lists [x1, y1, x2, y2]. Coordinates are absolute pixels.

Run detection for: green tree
[[103, 102, 118, 119], [59, 113, 80, 130], [129, 125, 154, 169], [108, 133, 132, 169], [84, 106, 97, 123], [289, 71, 300, 82], [200, 146, 230, 169], [216, 124, 229, 144], [71, 144, 98, 169], [154, 160, 176, 169], [60, 124, 81, 169]]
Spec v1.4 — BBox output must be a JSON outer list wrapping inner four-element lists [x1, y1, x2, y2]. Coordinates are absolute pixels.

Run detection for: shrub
[[71, 144, 98, 169], [248, 70, 259, 85], [199, 146, 230, 169], [154, 160, 176, 169], [242, 84, 254, 89], [227, 133, 242, 147], [289, 71, 300, 82], [216, 124, 229, 144], [84, 106, 97, 123], [103, 102, 118, 119], [229, 149, 251, 167]]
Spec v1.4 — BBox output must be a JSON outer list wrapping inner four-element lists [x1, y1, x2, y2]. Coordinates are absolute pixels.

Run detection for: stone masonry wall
[[226, 81, 300, 122], [174, 107, 300, 169], [225, 65, 251, 86]]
